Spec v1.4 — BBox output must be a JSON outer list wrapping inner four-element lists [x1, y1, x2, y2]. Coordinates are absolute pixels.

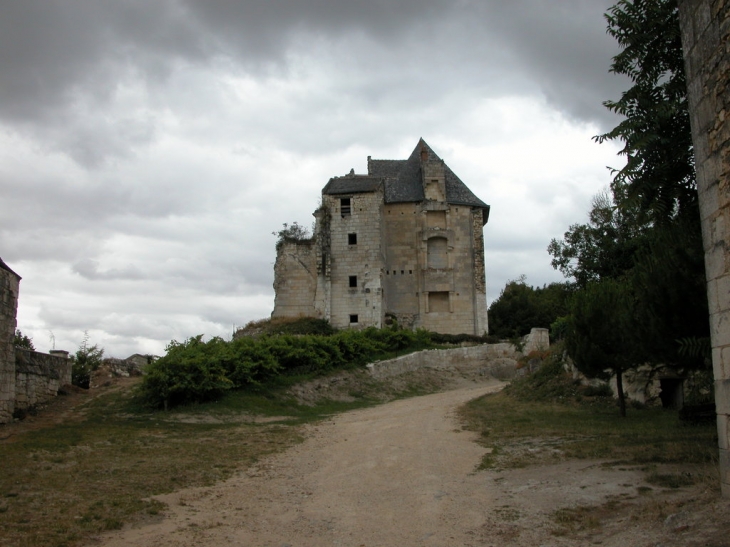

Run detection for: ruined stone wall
[[0, 265, 19, 423], [678, 0, 730, 496], [272, 240, 319, 319], [13, 348, 72, 414], [326, 190, 385, 329]]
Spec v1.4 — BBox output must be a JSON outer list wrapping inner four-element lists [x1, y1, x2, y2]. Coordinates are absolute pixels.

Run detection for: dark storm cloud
[[1, 1, 622, 154]]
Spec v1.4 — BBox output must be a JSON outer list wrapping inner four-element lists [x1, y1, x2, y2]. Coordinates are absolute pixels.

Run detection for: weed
[[646, 471, 697, 489]]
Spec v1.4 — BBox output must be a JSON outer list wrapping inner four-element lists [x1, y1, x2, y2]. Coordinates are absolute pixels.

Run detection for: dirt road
[[94, 379, 729, 547]]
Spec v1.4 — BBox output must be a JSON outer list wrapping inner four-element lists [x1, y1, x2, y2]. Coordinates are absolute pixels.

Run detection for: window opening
[[349, 275, 357, 288], [341, 198, 351, 217], [348, 233, 357, 245], [349, 314, 359, 323]]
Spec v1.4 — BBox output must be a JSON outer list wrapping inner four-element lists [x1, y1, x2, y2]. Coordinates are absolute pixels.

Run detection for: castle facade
[[272, 139, 490, 335]]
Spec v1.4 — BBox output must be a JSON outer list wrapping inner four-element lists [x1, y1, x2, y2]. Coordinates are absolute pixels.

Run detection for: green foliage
[[630, 216, 708, 369], [138, 327, 437, 410], [273, 221, 312, 251], [504, 345, 581, 403], [595, 0, 694, 223], [488, 277, 572, 338], [547, 190, 646, 288], [71, 333, 104, 389], [548, 1, 708, 392], [565, 279, 637, 416], [12, 329, 34, 351]]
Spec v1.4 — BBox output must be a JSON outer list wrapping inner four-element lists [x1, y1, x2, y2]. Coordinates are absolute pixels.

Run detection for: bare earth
[[90, 378, 730, 547]]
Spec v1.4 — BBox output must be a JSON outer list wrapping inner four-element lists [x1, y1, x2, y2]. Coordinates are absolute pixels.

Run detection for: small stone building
[[273, 139, 490, 335]]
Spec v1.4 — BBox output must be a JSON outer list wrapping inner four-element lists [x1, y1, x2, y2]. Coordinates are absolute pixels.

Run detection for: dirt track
[[93, 379, 729, 547]]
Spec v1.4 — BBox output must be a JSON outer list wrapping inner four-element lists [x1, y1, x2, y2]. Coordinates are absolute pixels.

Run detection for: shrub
[[71, 333, 104, 389], [137, 326, 440, 410]]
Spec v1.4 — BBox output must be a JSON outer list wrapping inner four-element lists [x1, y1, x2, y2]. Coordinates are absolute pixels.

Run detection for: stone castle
[[272, 139, 490, 335]]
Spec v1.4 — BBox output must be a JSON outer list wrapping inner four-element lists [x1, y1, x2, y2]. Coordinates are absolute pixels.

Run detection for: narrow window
[[409, 270, 413, 274], [401, 270, 404, 275], [341, 198, 351, 217], [349, 314, 359, 323], [348, 233, 357, 245], [349, 275, 357, 288]]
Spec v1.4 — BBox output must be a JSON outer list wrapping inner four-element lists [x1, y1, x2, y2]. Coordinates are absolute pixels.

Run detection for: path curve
[[96, 380, 504, 547]]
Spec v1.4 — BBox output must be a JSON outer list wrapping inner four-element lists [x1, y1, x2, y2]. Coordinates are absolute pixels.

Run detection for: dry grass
[[0, 387, 302, 547]]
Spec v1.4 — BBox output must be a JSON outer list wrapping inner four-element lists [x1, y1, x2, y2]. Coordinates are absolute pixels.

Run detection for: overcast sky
[[0, 0, 628, 357]]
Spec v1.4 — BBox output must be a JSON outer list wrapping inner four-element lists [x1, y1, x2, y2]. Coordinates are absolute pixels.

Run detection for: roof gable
[[368, 139, 489, 214]]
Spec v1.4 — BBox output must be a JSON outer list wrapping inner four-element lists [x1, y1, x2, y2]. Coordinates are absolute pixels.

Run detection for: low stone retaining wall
[[365, 328, 550, 381], [366, 342, 522, 380], [0, 348, 72, 422]]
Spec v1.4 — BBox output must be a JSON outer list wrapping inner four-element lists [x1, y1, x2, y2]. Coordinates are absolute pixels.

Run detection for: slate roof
[[371, 139, 490, 214], [322, 139, 490, 222], [322, 176, 382, 195], [0, 257, 21, 279]]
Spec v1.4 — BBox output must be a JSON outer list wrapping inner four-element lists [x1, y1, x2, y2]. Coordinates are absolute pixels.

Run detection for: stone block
[[718, 413, 730, 449], [710, 309, 730, 347], [716, 379, 730, 414], [720, 448, 730, 495]]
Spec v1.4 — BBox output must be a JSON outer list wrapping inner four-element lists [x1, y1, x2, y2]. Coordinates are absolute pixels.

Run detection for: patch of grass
[[646, 471, 697, 489], [459, 348, 718, 472], [0, 386, 302, 547]]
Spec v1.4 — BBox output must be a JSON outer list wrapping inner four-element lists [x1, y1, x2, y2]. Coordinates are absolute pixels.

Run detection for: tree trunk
[[616, 368, 626, 417]]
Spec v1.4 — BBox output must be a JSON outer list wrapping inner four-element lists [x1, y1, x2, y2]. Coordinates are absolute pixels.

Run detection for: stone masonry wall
[[0, 264, 19, 424], [678, 0, 730, 496], [272, 240, 319, 319], [365, 342, 522, 381], [366, 329, 549, 380], [13, 348, 72, 414]]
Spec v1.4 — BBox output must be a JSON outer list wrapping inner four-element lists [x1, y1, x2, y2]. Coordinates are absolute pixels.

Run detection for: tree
[[566, 279, 638, 416], [595, 0, 695, 224], [488, 277, 572, 339], [548, 190, 645, 288], [13, 329, 35, 351]]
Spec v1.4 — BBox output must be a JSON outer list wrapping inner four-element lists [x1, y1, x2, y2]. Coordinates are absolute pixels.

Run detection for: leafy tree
[[595, 0, 695, 224], [548, 190, 645, 288], [489, 277, 572, 339], [71, 333, 104, 389], [629, 215, 708, 369], [13, 329, 35, 350], [566, 279, 638, 416]]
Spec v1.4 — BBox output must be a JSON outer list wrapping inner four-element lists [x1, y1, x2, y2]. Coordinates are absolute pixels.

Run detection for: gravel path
[[94, 378, 730, 547]]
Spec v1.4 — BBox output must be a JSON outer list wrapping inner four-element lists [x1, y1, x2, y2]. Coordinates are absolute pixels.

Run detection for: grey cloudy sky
[[0, 0, 627, 357]]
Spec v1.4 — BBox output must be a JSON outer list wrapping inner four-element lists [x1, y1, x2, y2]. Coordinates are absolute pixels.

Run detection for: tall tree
[[548, 190, 645, 288], [594, 0, 695, 223], [566, 279, 638, 416], [488, 277, 572, 339]]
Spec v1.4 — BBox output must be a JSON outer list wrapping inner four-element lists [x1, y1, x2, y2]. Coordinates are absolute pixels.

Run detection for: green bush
[[137, 326, 441, 410], [71, 333, 104, 389]]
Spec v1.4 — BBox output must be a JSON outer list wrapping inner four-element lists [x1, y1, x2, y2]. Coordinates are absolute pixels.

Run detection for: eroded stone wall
[[678, 0, 730, 496], [0, 264, 19, 423], [13, 348, 72, 414], [272, 240, 319, 319]]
